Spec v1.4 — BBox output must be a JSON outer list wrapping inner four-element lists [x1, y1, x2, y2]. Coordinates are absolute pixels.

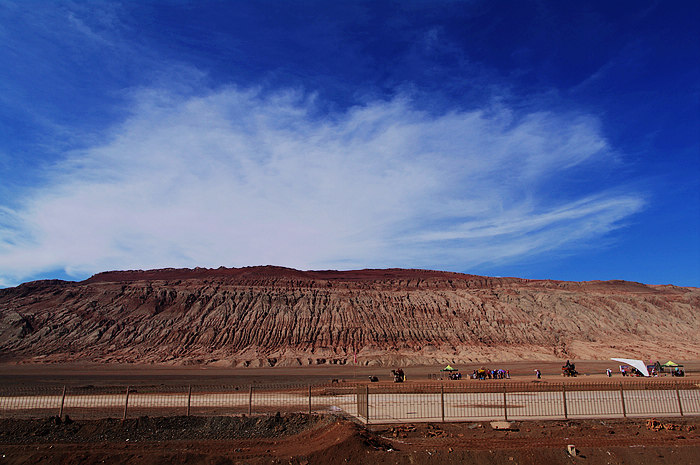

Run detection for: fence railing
[[0, 383, 358, 420], [356, 380, 700, 424], [2, 380, 698, 424]]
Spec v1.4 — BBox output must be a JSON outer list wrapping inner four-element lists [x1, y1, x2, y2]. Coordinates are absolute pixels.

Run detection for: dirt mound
[[1, 266, 699, 366], [0, 413, 324, 443]]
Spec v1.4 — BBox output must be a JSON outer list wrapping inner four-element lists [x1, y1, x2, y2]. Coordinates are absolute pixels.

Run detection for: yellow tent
[[441, 365, 458, 371]]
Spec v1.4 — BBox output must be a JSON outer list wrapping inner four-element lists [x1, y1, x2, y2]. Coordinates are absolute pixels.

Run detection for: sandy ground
[[1, 360, 697, 389]]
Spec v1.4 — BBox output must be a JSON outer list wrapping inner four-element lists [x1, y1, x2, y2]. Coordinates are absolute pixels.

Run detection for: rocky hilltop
[[0, 266, 698, 366]]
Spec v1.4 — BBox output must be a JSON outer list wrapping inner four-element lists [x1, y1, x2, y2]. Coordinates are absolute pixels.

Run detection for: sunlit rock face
[[1, 266, 698, 366]]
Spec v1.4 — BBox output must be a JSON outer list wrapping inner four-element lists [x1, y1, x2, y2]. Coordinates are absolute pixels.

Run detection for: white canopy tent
[[611, 358, 649, 377]]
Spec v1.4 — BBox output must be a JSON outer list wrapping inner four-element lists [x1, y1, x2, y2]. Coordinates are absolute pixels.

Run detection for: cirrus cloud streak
[[0, 87, 643, 286]]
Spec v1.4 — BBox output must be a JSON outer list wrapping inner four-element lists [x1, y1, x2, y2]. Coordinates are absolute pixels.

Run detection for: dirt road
[[1, 360, 697, 388]]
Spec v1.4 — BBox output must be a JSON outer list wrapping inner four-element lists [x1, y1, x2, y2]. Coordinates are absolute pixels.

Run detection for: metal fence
[[356, 380, 700, 424], [0, 383, 358, 420], [1, 380, 698, 424]]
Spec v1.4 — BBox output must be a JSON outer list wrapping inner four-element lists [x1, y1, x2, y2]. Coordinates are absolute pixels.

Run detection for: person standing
[[606, 368, 612, 377]]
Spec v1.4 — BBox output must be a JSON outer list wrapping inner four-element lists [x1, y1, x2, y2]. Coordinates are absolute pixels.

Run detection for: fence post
[[186, 385, 192, 416], [675, 382, 684, 417], [58, 385, 66, 418], [503, 384, 508, 421], [441, 385, 445, 423], [619, 382, 626, 418], [248, 385, 253, 415], [123, 386, 130, 421], [562, 383, 568, 420], [308, 385, 312, 415], [366, 385, 370, 425]]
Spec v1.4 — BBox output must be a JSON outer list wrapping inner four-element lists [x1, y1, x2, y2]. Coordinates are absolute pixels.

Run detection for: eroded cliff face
[[0, 266, 698, 366]]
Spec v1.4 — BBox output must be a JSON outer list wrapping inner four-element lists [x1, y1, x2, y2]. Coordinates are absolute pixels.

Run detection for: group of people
[[429, 360, 688, 382], [619, 365, 645, 377], [392, 360, 686, 384], [391, 368, 406, 382], [472, 368, 510, 380], [671, 367, 686, 377], [561, 360, 578, 377]]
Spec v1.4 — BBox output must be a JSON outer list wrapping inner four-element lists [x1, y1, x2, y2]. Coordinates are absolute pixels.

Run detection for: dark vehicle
[[562, 360, 578, 377]]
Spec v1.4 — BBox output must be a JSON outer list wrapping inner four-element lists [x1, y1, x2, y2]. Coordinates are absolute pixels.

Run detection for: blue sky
[[0, 0, 698, 287]]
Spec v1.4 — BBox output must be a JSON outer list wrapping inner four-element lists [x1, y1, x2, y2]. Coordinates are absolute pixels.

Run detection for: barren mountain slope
[[0, 266, 698, 366]]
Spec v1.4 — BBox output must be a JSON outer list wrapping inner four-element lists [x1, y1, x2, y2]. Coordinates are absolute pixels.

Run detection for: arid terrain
[[1, 266, 699, 366], [1, 265, 699, 464], [2, 362, 699, 464], [0, 413, 699, 465]]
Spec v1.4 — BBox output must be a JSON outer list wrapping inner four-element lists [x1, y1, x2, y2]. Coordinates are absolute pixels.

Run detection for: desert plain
[[1, 267, 699, 464]]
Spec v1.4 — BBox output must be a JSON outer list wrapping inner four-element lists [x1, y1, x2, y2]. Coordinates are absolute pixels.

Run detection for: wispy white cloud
[[0, 87, 643, 286]]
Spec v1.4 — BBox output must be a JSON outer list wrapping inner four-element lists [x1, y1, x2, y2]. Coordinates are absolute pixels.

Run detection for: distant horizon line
[[6, 265, 695, 289]]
